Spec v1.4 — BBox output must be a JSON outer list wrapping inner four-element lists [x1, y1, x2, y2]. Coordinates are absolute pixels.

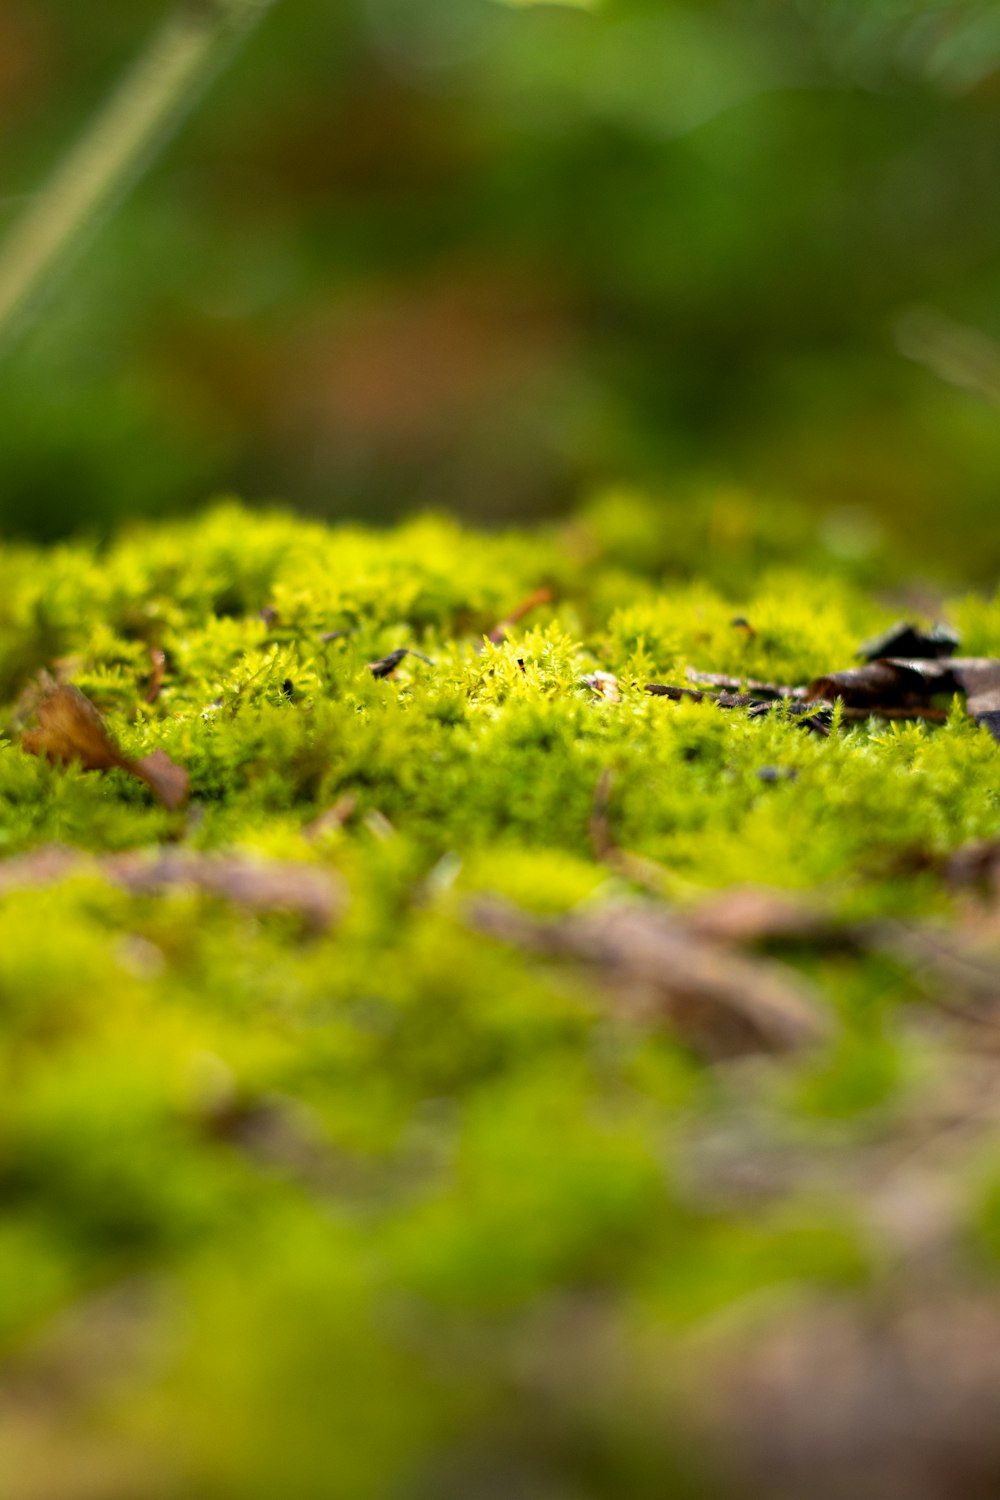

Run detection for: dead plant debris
[[21, 682, 189, 810], [144, 647, 167, 705], [0, 846, 342, 932], [858, 619, 959, 661], [640, 623, 1000, 742], [486, 586, 554, 646], [469, 897, 830, 1059], [367, 648, 433, 678]]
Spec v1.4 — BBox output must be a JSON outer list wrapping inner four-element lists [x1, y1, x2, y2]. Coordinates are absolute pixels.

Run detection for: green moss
[[0, 495, 999, 1496]]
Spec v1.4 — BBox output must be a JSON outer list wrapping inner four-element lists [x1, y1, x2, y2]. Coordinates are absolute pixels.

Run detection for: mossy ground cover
[[2, 495, 1000, 1499]]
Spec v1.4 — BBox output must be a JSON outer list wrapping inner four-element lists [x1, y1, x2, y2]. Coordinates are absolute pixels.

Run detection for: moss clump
[[1, 493, 999, 1498]]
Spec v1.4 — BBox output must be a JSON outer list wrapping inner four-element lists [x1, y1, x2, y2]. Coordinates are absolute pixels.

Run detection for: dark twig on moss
[[368, 648, 433, 679]]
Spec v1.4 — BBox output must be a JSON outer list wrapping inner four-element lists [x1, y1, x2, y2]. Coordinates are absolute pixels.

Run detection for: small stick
[[145, 647, 167, 704], [487, 586, 554, 646]]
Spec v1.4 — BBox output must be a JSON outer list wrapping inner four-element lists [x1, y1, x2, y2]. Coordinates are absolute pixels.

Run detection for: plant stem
[[0, 0, 277, 355]]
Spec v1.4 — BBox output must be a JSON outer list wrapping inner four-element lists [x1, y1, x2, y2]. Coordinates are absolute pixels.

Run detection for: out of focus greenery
[[2, 497, 1000, 1496], [3, 0, 1000, 568]]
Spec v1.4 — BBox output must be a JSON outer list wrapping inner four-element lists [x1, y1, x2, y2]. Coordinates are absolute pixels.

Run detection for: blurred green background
[[3, 0, 1000, 578]]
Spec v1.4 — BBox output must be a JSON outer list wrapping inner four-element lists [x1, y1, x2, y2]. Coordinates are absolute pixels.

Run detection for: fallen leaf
[[858, 620, 959, 662], [21, 683, 189, 810], [22, 683, 124, 773], [806, 657, 1000, 736], [469, 897, 830, 1058]]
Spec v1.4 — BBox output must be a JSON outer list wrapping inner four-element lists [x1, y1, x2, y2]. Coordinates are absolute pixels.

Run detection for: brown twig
[[144, 647, 167, 704], [487, 586, 554, 646]]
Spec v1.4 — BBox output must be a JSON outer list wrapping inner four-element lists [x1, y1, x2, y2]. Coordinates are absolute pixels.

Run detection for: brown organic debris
[[21, 683, 189, 811], [583, 671, 621, 703], [0, 846, 342, 932], [945, 838, 1000, 895], [469, 897, 830, 1059], [694, 1292, 1000, 1500], [638, 617, 1000, 741], [368, 648, 433, 679], [144, 647, 167, 704], [806, 656, 1000, 738], [486, 586, 554, 646], [686, 669, 802, 700], [858, 619, 959, 662], [645, 680, 831, 735], [684, 885, 861, 950]]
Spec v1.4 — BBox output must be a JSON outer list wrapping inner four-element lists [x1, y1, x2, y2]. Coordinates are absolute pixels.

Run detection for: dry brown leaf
[[469, 898, 829, 1059], [806, 656, 1000, 738], [21, 683, 189, 810], [858, 620, 959, 661], [21, 683, 125, 772]]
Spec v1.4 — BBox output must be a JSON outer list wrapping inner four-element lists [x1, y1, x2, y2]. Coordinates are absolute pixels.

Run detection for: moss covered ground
[[2, 494, 1000, 1499]]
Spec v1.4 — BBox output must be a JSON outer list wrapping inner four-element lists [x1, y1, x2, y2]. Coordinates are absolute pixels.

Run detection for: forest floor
[[3, 492, 1000, 1500]]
